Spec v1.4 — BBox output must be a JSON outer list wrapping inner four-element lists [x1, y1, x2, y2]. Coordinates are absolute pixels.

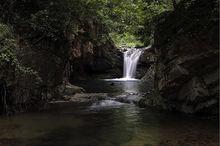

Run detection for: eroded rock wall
[[153, 0, 219, 114], [68, 21, 123, 80]]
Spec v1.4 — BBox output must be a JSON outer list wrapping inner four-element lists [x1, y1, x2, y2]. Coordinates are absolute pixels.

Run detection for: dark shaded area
[[0, 0, 122, 115], [152, 0, 219, 114]]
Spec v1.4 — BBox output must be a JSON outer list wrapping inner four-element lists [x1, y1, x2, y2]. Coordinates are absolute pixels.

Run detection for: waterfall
[[123, 48, 142, 79], [104, 47, 145, 81]]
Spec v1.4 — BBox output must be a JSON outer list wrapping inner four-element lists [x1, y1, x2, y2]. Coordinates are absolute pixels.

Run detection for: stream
[[0, 48, 218, 146], [0, 80, 218, 146]]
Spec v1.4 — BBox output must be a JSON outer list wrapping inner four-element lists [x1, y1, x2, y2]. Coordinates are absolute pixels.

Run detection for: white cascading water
[[105, 47, 148, 81], [123, 48, 142, 79]]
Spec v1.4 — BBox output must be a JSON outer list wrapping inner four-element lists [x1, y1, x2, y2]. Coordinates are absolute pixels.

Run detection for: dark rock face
[[0, 56, 45, 115], [153, 0, 219, 114], [139, 48, 157, 80], [14, 22, 121, 111], [0, 25, 46, 115], [17, 38, 69, 88], [136, 48, 156, 79], [68, 22, 123, 80]]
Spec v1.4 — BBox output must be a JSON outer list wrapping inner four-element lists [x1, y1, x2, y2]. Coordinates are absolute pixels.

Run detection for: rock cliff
[[0, 0, 122, 114], [152, 0, 219, 114], [0, 24, 45, 114], [68, 21, 122, 80]]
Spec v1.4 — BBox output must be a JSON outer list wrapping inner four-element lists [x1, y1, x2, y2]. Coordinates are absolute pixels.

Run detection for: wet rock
[[58, 83, 85, 96], [114, 93, 141, 104], [137, 48, 156, 79], [68, 93, 108, 103]]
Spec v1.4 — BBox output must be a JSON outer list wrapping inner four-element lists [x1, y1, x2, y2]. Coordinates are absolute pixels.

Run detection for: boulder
[[57, 82, 85, 100], [68, 93, 108, 103]]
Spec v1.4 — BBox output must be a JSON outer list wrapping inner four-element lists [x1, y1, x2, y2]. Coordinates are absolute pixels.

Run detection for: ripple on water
[[89, 100, 124, 110]]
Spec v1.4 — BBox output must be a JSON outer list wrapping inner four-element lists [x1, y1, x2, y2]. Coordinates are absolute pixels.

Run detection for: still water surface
[[0, 80, 218, 146]]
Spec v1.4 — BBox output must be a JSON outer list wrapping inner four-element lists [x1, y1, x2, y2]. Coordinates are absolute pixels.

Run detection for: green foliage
[[110, 32, 143, 48], [0, 0, 173, 47], [0, 24, 17, 66], [29, 0, 90, 40], [0, 0, 103, 41], [86, 0, 144, 47], [140, 1, 172, 45], [0, 23, 41, 81], [86, 0, 172, 47]]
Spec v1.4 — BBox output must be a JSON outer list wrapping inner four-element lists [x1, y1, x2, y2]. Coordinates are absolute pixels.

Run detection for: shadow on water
[[29, 111, 136, 146], [0, 105, 159, 146]]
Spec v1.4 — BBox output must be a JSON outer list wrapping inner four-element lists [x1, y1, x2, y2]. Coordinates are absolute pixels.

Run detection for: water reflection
[[72, 80, 147, 94], [0, 103, 217, 146], [120, 81, 139, 93], [0, 80, 218, 146]]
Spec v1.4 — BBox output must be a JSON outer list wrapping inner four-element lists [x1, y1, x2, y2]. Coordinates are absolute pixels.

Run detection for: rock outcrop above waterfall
[[69, 31, 123, 80], [151, 0, 219, 114], [68, 21, 123, 80]]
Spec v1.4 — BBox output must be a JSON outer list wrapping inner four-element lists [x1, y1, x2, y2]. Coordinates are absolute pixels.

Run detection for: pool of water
[[72, 79, 152, 94], [0, 80, 218, 146]]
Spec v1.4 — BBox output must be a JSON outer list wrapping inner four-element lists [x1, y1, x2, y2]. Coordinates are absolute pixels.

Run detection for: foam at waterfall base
[[104, 48, 144, 82], [104, 78, 140, 82]]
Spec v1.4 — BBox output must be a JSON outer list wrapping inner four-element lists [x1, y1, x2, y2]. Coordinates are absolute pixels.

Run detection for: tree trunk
[[172, 0, 177, 9], [0, 80, 8, 114]]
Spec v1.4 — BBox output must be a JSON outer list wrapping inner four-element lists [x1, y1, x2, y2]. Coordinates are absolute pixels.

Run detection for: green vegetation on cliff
[[88, 0, 173, 47], [0, 23, 43, 114], [0, 0, 174, 47], [0, 24, 40, 77]]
